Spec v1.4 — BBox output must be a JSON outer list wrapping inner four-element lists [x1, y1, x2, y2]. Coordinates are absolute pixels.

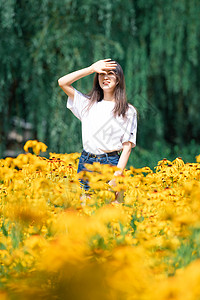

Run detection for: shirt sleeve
[[121, 106, 137, 148], [66, 88, 90, 121]]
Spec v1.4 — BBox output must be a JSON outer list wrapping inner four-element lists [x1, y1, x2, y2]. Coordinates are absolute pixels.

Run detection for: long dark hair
[[82, 61, 134, 120]]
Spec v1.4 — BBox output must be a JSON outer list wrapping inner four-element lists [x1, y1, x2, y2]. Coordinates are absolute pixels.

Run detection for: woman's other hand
[[108, 178, 117, 187], [91, 59, 117, 74], [108, 169, 122, 188]]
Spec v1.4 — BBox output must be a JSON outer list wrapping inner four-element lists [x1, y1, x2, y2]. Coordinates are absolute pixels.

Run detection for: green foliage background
[[0, 0, 200, 168]]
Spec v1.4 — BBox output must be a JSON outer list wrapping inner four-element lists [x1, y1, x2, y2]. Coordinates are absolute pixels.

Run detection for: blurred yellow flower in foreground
[[0, 141, 200, 300]]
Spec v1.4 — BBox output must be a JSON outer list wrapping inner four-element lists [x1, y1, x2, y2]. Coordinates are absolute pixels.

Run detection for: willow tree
[[0, 0, 199, 165]]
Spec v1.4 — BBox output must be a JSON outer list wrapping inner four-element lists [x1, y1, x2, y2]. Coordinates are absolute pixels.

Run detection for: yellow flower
[[24, 140, 37, 152], [24, 140, 47, 155], [196, 154, 200, 162]]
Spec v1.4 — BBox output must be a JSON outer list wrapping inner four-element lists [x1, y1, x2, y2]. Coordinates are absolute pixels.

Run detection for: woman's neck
[[103, 91, 115, 102]]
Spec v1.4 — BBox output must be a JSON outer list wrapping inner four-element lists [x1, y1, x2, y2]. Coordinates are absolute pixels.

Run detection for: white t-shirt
[[66, 88, 137, 154]]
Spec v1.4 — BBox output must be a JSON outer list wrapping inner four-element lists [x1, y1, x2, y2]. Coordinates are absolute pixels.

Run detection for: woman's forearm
[[58, 59, 117, 87], [58, 66, 94, 86], [114, 148, 132, 176]]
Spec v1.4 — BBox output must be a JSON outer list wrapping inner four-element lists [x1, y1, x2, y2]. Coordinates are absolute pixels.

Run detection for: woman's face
[[98, 70, 118, 93]]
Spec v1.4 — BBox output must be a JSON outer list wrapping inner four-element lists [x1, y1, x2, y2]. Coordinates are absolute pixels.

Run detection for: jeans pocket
[[106, 155, 119, 166], [77, 154, 90, 174], [79, 154, 89, 164]]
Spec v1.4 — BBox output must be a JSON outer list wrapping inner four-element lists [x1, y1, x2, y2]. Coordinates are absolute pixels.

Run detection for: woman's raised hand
[[91, 59, 117, 74]]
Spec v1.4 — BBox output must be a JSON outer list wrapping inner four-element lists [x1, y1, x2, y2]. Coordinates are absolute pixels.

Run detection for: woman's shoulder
[[127, 103, 137, 116]]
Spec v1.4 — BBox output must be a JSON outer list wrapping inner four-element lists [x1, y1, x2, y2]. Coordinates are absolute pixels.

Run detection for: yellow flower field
[[0, 140, 200, 300]]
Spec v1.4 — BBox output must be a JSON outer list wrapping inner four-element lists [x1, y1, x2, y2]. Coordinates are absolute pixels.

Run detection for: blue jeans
[[77, 150, 120, 191]]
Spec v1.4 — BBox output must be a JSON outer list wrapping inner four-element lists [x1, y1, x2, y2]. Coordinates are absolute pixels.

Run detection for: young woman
[[58, 59, 137, 199]]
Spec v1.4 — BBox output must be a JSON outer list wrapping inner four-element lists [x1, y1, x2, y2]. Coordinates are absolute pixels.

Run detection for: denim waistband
[[82, 149, 120, 158]]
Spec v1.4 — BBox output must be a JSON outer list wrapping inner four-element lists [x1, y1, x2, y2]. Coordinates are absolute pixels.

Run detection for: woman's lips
[[103, 81, 110, 85]]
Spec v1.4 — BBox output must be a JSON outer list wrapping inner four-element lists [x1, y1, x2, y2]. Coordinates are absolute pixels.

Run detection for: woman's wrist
[[114, 170, 123, 176], [89, 64, 96, 74]]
